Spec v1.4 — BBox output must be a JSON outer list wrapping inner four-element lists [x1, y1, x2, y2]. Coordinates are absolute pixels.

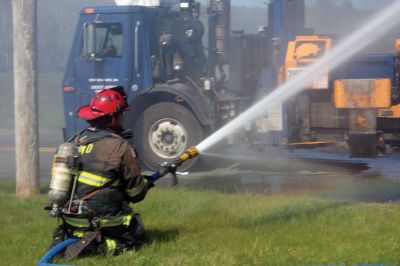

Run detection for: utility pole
[[12, 0, 39, 197]]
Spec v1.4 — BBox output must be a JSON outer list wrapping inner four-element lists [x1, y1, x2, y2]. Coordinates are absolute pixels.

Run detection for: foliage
[[1, 181, 400, 265]]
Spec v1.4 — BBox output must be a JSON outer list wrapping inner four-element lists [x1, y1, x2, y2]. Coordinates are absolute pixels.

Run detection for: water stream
[[196, 1, 400, 153]]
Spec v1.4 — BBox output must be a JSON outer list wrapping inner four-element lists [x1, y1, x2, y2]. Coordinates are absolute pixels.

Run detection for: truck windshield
[[83, 22, 123, 59]]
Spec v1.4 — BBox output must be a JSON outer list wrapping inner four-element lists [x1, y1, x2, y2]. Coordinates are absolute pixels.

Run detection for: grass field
[[0, 72, 64, 129], [1, 181, 400, 265]]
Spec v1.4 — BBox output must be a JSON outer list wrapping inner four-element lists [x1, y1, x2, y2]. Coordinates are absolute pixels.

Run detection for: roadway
[[1, 128, 400, 202], [0, 129, 61, 181]]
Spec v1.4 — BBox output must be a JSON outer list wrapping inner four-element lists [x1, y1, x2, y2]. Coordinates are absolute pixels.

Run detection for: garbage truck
[[62, 0, 308, 169], [62, 0, 400, 169]]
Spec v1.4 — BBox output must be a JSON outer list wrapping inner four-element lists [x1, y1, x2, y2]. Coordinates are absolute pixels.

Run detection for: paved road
[[1, 128, 400, 201], [182, 147, 400, 202], [0, 129, 63, 181]]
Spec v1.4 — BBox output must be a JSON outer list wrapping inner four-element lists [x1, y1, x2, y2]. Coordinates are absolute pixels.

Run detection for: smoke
[[306, 0, 399, 54]]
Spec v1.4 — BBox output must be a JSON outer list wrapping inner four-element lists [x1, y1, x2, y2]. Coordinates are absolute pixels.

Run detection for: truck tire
[[134, 102, 203, 170]]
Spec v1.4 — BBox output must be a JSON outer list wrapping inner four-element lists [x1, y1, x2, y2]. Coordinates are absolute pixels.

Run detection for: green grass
[[1, 181, 400, 265]]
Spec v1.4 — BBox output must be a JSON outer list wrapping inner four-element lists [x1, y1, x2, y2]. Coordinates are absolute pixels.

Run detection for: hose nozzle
[[147, 146, 200, 189], [179, 146, 199, 162]]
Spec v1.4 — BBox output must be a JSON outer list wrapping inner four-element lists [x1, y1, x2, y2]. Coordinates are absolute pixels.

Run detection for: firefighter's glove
[[144, 175, 155, 188]]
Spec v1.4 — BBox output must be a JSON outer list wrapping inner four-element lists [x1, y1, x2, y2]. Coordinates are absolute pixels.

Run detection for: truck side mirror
[[83, 23, 97, 60]]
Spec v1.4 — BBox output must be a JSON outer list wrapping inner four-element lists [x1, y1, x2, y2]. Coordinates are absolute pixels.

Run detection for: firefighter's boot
[[97, 238, 124, 256], [51, 225, 67, 248], [64, 231, 97, 261]]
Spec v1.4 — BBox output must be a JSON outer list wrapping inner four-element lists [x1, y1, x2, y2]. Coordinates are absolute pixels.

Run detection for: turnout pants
[[52, 213, 146, 256]]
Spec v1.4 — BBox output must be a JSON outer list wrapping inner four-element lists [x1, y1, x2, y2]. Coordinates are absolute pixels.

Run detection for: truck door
[[71, 14, 132, 134]]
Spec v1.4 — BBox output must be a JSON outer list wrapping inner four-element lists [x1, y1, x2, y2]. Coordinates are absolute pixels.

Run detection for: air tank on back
[[48, 143, 80, 209]]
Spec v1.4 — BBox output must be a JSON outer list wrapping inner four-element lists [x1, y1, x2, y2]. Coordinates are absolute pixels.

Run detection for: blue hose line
[[147, 170, 162, 188], [37, 238, 79, 266]]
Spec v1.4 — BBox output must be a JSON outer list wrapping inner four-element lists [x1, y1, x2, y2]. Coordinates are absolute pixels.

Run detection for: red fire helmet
[[77, 86, 130, 120]]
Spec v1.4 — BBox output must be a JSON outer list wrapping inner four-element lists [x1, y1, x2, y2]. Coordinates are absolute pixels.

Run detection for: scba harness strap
[[63, 213, 133, 229]]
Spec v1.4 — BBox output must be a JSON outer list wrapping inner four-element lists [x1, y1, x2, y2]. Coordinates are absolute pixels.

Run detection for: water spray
[[147, 146, 199, 188], [197, 1, 400, 153]]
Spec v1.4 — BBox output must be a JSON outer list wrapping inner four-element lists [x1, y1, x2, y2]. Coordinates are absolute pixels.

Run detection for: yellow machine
[[281, 35, 400, 156], [379, 104, 400, 118], [334, 79, 391, 109], [284, 35, 332, 90]]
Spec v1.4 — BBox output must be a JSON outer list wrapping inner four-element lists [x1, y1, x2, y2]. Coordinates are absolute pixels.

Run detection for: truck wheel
[[135, 102, 203, 170]]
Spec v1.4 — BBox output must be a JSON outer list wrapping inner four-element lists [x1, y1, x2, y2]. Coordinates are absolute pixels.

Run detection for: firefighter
[[52, 86, 148, 258]]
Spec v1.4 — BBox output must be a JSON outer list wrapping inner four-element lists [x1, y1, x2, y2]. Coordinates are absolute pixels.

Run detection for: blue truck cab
[[63, 2, 220, 170], [61, 1, 297, 169], [63, 6, 157, 137]]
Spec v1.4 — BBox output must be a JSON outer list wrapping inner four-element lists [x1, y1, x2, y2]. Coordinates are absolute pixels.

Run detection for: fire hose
[[146, 146, 199, 188], [37, 238, 79, 266], [37, 146, 199, 265]]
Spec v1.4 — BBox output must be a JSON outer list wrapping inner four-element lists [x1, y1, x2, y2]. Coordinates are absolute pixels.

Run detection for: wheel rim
[[148, 118, 188, 159]]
